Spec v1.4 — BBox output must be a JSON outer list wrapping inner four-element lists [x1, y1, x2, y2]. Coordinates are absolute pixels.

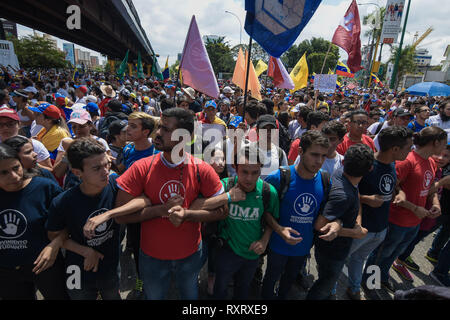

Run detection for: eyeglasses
[[351, 120, 368, 126], [419, 109, 430, 113], [0, 121, 18, 128]]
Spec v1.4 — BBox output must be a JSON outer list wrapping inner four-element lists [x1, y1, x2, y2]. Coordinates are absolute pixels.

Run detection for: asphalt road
[[117, 230, 445, 300]]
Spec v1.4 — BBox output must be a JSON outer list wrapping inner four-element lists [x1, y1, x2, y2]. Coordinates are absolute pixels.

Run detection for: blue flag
[[244, 0, 322, 58]]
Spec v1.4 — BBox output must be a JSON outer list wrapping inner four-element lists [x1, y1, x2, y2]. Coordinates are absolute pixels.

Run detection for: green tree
[[389, 45, 416, 88], [170, 60, 180, 78], [204, 36, 234, 76], [280, 37, 340, 74], [231, 42, 270, 64], [7, 34, 68, 69]]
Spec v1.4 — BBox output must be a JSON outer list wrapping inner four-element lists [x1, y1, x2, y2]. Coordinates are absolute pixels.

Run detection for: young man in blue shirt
[[262, 130, 342, 299]]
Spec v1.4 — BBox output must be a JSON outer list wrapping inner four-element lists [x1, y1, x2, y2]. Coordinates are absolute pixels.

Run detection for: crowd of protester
[[0, 67, 449, 300]]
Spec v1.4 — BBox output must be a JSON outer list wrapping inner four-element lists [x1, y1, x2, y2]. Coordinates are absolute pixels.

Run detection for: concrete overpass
[[0, 0, 158, 65]]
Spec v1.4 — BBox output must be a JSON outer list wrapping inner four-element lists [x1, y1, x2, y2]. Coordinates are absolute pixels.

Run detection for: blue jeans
[[365, 223, 419, 283], [213, 244, 259, 300], [67, 267, 120, 300], [346, 228, 387, 293], [139, 243, 202, 300], [262, 250, 307, 300], [306, 247, 346, 300]]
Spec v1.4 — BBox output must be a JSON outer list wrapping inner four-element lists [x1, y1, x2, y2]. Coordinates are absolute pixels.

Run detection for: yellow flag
[[328, 68, 334, 75], [290, 53, 308, 93], [254, 59, 268, 77]]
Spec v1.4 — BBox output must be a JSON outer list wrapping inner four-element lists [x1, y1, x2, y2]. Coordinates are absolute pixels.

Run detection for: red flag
[[267, 56, 294, 90], [332, 0, 363, 73]]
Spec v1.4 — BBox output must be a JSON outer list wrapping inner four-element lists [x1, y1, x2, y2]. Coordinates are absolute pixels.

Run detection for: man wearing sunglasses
[[336, 110, 376, 155]]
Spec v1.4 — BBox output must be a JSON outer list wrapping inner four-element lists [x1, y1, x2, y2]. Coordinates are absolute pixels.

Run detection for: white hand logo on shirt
[[167, 184, 179, 198], [299, 196, 315, 213], [2, 214, 19, 236], [95, 222, 107, 233], [382, 176, 392, 192], [425, 175, 432, 187]]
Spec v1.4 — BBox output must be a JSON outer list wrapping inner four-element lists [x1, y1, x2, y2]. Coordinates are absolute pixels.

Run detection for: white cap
[[86, 95, 98, 103], [223, 86, 235, 94]]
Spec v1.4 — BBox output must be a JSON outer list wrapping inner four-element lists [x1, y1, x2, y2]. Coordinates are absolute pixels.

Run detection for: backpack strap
[[374, 122, 384, 135], [318, 170, 331, 213], [261, 181, 271, 214], [278, 166, 291, 201]]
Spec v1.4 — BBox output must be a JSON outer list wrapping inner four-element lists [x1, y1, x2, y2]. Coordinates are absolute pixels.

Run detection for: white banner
[[314, 74, 337, 93], [380, 0, 405, 44], [0, 40, 20, 72]]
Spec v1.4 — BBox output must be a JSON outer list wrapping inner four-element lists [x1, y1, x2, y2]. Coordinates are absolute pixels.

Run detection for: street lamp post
[[225, 10, 242, 46]]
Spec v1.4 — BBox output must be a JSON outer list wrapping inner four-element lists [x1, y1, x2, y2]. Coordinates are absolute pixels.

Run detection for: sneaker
[[430, 271, 450, 287], [425, 252, 439, 263], [380, 279, 396, 294], [295, 273, 314, 290], [402, 256, 420, 271], [135, 278, 143, 292], [346, 287, 361, 300], [392, 261, 414, 281]]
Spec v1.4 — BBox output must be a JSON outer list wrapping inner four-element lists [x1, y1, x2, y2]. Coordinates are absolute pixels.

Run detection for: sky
[[15, 0, 450, 69]]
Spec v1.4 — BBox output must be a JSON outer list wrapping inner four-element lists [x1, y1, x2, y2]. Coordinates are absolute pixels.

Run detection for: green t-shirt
[[219, 177, 279, 260]]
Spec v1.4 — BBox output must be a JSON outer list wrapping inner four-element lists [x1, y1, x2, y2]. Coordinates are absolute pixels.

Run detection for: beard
[[440, 112, 450, 122]]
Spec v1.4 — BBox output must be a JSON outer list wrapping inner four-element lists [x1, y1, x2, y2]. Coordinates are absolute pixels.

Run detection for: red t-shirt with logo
[[336, 134, 376, 155], [389, 151, 437, 228], [116, 153, 223, 260]]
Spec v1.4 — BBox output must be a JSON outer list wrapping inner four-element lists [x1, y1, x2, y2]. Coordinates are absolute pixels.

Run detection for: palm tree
[[389, 45, 416, 89]]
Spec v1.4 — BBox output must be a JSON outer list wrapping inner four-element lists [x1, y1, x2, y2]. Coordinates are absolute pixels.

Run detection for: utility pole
[[390, 0, 412, 90]]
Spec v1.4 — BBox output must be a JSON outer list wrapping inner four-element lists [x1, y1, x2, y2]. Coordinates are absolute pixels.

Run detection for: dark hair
[[237, 144, 265, 165], [306, 111, 329, 130], [277, 111, 290, 129], [107, 99, 123, 112], [321, 120, 347, 139], [413, 126, 447, 147], [261, 98, 274, 115], [343, 144, 374, 177], [161, 107, 195, 135], [67, 138, 107, 171], [3, 136, 30, 153], [438, 98, 450, 111], [244, 101, 260, 120], [378, 126, 413, 152], [0, 142, 21, 162], [349, 110, 368, 121], [299, 130, 330, 153], [160, 98, 175, 111], [369, 110, 382, 118], [298, 106, 311, 121]]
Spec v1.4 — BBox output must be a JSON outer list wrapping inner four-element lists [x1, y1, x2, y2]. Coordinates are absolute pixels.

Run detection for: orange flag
[[232, 47, 246, 90], [232, 47, 262, 101]]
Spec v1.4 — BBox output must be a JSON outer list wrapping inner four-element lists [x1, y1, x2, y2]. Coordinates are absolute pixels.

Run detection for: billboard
[[380, 0, 405, 44], [2, 21, 18, 38], [63, 43, 75, 66], [0, 40, 20, 71]]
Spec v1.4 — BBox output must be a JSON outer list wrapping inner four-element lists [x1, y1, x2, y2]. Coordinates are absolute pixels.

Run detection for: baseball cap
[[74, 85, 88, 94], [29, 103, 61, 120], [86, 95, 98, 103], [23, 86, 38, 94], [85, 102, 100, 115], [393, 108, 411, 117], [205, 100, 217, 109], [108, 120, 128, 136], [256, 114, 277, 129], [53, 93, 68, 107], [120, 89, 130, 98], [68, 109, 92, 125], [223, 86, 235, 94], [143, 96, 150, 104], [10, 89, 28, 98], [0, 106, 20, 121]]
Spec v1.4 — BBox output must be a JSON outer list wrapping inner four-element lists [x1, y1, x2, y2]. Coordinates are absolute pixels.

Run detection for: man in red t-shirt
[[87, 108, 225, 300], [336, 110, 376, 155], [365, 126, 446, 291]]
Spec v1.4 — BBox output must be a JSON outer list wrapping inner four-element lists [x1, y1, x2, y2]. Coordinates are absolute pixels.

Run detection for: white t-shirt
[[57, 136, 110, 153], [294, 152, 344, 176], [429, 114, 450, 144], [30, 120, 44, 137], [293, 126, 307, 140], [373, 122, 391, 151], [367, 121, 388, 136], [31, 138, 50, 162], [258, 143, 288, 179]]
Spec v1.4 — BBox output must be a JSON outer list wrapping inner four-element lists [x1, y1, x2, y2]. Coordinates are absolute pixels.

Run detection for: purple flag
[[180, 16, 219, 99]]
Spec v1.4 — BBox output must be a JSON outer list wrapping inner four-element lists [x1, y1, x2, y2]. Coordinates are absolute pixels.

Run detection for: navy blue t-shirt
[[0, 177, 63, 268], [38, 167, 58, 183], [314, 168, 360, 261], [46, 175, 120, 284], [265, 166, 326, 257], [359, 160, 397, 232]]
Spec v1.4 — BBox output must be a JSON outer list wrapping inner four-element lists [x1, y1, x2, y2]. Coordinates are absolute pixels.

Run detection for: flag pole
[[320, 42, 332, 74], [243, 37, 253, 122]]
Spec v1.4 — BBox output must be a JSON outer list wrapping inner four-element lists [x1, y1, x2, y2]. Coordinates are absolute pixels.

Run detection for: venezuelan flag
[[335, 61, 354, 78], [162, 56, 170, 81], [371, 73, 383, 87]]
